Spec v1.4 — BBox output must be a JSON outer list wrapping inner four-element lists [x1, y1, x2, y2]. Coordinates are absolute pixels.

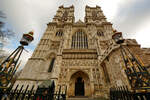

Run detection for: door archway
[[75, 77, 85, 96], [68, 71, 91, 97]]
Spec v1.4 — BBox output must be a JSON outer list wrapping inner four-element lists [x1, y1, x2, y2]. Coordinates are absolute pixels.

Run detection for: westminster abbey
[[14, 5, 150, 99]]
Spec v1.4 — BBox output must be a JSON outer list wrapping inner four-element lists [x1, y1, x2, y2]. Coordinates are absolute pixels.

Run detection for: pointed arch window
[[71, 30, 88, 49], [97, 30, 104, 36], [56, 30, 63, 36], [48, 58, 55, 72]]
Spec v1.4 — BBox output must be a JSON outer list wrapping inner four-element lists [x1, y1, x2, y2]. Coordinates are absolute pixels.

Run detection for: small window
[[48, 58, 55, 72], [97, 30, 104, 36], [56, 30, 63, 36]]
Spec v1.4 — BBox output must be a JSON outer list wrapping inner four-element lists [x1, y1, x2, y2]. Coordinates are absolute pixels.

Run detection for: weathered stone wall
[[101, 48, 130, 87]]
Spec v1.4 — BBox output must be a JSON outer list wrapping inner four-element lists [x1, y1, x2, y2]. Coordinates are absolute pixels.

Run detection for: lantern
[[20, 31, 34, 46], [112, 32, 124, 44]]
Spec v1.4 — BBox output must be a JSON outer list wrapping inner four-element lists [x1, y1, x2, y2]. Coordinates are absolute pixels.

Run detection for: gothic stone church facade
[[14, 5, 150, 98]]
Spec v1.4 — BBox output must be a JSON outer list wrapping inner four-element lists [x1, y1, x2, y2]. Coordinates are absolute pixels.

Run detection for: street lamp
[[20, 31, 34, 46], [112, 30, 150, 90], [0, 31, 34, 89]]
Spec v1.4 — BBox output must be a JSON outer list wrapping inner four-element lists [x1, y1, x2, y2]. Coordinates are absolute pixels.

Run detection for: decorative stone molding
[[61, 59, 98, 66]]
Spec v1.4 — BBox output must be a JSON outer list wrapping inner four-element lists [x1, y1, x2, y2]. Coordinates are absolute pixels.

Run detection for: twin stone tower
[[14, 5, 150, 98]]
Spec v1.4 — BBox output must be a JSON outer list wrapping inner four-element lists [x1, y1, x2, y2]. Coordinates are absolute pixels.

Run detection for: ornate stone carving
[[49, 41, 60, 49], [92, 68, 100, 80], [61, 60, 98, 66], [59, 68, 68, 80]]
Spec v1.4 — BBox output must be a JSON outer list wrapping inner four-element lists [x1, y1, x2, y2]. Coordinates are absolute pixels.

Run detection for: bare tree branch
[[0, 11, 15, 58]]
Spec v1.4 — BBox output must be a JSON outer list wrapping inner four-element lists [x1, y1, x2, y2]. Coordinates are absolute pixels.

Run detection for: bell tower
[[85, 5, 107, 23], [85, 5, 114, 54], [53, 5, 75, 23]]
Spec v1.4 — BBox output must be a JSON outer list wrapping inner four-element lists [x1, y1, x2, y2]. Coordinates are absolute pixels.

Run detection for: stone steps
[[67, 96, 108, 100], [67, 98, 93, 100]]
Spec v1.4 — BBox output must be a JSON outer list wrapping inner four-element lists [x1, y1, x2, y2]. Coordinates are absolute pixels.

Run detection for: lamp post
[[112, 31, 150, 90], [0, 31, 34, 89]]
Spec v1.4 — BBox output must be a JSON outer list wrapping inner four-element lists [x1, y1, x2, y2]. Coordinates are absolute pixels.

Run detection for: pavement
[[67, 96, 109, 100]]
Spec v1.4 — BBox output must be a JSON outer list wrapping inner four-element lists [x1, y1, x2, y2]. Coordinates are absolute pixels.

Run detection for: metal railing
[[110, 86, 150, 100], [0, 84, 67, 100], [54, 85, 67, 100]]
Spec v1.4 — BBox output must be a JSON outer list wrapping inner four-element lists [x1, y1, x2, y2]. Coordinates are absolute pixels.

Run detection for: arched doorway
[[75, 77, 85, 96], [68, 71, 91, 97]]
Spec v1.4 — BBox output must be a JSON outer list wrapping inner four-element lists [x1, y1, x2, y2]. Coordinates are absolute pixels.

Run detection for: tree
[[0, 11, 15, 58]]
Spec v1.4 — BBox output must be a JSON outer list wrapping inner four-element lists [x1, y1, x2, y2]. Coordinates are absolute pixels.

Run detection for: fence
[[54, 85, 67, 100], [110, 86, 150, 100], [0, 83, 67, 100]]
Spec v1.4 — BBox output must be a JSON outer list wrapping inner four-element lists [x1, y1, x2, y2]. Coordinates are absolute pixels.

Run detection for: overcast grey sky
[[0, 0, 150, 69]]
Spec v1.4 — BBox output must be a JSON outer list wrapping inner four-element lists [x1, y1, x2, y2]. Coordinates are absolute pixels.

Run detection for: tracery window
[[97, 30, 104, 36], [48, 58, 55, 72], [56, 30, 63, 36], [71, 30, 88, 49]]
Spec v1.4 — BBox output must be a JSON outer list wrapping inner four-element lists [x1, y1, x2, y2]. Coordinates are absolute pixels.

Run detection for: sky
[[0, 0, 150, 70]]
